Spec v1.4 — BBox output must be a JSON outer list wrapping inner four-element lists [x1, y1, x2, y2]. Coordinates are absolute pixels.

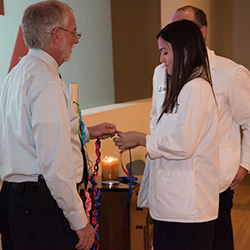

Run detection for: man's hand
[[75, 223, 95, 250], [88, 122, 116, 140], [230, 165, 248, 190]]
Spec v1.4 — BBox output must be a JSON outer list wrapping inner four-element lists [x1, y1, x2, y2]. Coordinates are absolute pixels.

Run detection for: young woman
[[113, 20, 219, 250]]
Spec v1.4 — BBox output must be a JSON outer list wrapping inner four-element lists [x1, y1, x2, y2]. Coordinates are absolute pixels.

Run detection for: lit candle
[[101, 156, 118, 181]]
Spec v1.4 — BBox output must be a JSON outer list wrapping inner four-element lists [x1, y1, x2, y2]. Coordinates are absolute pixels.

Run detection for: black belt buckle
[[38, 175, 56, 209]]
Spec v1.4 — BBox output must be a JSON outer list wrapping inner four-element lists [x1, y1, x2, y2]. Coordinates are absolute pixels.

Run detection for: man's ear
[[200, 25, 207, 39], [51, 27, 60, 44]]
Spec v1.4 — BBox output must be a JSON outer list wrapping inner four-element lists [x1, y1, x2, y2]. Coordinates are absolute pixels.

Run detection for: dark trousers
[[153, 219, 215, 250], [0, 181, 79, 250], [212, 187, 234, 250], [0, 182, 13, 250]]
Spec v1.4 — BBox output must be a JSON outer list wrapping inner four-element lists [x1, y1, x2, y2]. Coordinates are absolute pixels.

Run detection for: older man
[[150, 5, 250, 250], [0, 1, 116, 250]]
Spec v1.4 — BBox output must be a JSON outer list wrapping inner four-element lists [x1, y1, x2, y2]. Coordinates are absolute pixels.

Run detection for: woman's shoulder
[[185, 77, 211, 91], [180, 78, 213, 99]]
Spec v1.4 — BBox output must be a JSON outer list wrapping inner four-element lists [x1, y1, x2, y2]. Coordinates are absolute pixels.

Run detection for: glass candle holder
[[101, 156, 118, 183]]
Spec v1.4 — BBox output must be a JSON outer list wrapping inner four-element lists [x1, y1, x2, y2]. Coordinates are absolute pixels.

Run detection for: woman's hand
[[113, 131, 147, 151]]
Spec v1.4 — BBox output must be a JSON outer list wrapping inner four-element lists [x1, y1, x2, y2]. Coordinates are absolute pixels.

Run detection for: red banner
[[0, 0, 4, 15], [8, 25, 28, 73]]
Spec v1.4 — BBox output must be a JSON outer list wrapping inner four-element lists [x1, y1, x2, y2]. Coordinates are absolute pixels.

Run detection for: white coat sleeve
[[228, 66, 250, 171]]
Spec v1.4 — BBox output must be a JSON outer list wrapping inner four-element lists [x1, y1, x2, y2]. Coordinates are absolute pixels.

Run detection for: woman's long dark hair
[[157, 20, 213, 121]]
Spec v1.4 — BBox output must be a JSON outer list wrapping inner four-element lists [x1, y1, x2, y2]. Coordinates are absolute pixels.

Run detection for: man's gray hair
[[22, 0, 73, 49]]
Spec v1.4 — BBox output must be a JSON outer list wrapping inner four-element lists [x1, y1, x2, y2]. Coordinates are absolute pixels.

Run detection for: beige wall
[[232, 0, 250, 68], [209, 0, 233, 59], [81, 99, 152, 176], [111, 0, 161, 104]]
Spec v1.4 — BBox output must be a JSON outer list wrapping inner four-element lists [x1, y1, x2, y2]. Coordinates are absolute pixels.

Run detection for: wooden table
[[80, 176, 150, 250]]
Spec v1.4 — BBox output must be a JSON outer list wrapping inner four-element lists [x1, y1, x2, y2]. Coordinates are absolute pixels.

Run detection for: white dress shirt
[[138, 77, 220, 223], [0, 49, 88, 230]]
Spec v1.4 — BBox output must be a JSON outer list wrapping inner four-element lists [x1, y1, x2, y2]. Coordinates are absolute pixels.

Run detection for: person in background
[[114, 20, 220, 250], [169, 6, 250, 250], [0, 1, 116, 250]]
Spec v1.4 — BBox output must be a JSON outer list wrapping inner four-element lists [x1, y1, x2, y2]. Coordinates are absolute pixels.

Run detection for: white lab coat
[[138, 77, 220, 223]]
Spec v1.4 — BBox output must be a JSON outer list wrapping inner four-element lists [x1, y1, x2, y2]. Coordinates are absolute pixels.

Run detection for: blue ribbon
[[118, 149, 138, 202]]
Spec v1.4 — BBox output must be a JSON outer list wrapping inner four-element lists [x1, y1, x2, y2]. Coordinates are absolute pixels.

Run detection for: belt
[[5, 181, 38, 194]]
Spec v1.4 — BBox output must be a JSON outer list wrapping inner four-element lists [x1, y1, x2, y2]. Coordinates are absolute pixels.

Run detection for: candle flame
[[104, 156, 115, 162]]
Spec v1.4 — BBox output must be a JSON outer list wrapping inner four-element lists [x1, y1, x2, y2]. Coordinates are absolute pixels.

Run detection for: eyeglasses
[[58, 27, 82, 40]]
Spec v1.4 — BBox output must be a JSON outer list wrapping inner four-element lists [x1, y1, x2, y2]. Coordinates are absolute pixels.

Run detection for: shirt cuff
[[67, 205, 89, 231], [240, 162, 250, 172], [84, 126, 90, 143]]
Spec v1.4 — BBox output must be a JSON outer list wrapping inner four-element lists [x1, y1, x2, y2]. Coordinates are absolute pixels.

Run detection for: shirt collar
[[206, 47, 216, 70], [28, 49, 59, 76]]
